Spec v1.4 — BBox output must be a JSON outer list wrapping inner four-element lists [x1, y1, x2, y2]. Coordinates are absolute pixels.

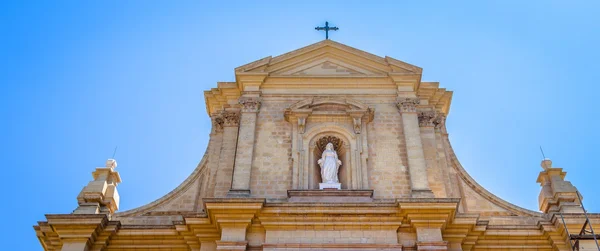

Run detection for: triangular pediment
[[235, 40, 422, 78], [279, 58, 373, 76]]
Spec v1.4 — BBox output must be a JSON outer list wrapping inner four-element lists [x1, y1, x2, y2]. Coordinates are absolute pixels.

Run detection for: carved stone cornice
[[239, 96, 262, 113], [397, 98, 420, 113], [222, 110, 241, 127], [284, 97, 374, 135], [211, 114, 224, 133], [418, 111, 436, 127]]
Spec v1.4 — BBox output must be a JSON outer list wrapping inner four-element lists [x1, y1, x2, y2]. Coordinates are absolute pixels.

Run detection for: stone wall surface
[[366, 102, 411, 198], [251, 100, 294, 198]]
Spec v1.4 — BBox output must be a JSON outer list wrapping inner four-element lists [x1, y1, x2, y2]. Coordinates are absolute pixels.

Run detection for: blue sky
[[1, 1, 599, 249]]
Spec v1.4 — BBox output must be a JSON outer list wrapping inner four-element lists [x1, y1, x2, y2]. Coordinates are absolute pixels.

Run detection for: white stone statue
[[317, 143, 342, 188]]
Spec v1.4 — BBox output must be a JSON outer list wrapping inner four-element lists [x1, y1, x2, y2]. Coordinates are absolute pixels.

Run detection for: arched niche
[[285, 97, 373, 190], [310, 135, 350, 189]]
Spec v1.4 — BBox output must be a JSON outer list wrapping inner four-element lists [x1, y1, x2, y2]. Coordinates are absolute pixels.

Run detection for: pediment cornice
[[234, 40, 422, 81]]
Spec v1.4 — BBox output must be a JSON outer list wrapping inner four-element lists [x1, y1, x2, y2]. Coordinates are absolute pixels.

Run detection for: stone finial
[[536, 159, 583, 214], [541, 158, 552, 171], [74, 159, 122, 215], [106, 159, 117, 169], [397, 98, 420, 113]]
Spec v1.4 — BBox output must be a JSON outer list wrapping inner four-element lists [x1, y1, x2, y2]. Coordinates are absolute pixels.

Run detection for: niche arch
[[310, 134, 350, 189], [301, 124, 367, 189], [285, 97, 373, 190]]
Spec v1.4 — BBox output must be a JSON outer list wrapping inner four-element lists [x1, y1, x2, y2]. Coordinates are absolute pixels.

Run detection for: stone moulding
[[441, 135, 544, 218], [287, 189, 374, 198], [114, 153, 209, 218]]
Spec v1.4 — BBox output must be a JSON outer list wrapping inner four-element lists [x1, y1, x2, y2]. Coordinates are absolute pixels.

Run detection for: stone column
[[229, 96, 261, 197], [214, 109, 240, 197], [397, 98, 434, 198]]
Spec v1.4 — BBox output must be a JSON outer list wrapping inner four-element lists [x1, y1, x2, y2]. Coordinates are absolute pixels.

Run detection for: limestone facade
[[35, 40, 599, 250]]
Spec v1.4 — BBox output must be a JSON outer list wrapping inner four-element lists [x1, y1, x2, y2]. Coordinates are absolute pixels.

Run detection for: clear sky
[[2, 1, 599, 249]]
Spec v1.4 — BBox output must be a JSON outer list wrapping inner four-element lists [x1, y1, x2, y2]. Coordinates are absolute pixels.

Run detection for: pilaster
[[419, 110, 443, 197], [230, 94, 262, 197], [214, 109, 241, 197], [207, 113, 225, 197], [200, 241, 217, 251], [204, 198, 265, 251], [397, 98, 434, 198], [399, 199, 458, 251]]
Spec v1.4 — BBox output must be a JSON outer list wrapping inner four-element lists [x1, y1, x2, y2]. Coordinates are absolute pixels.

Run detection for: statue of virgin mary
[[317, 142, 342, 184]]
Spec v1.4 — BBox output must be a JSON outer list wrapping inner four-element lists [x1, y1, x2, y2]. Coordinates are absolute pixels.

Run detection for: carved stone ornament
[[433, 113, 447, 133], [316, 136, 343, 153], [298, 117, 307, 134], [352, 117, 362, 134], [212, 114, 224, 132], [418, 111, 437, 127], [397, 98, 420, 113], [239, 97, 262, 113], [222, 110, 240, 127]]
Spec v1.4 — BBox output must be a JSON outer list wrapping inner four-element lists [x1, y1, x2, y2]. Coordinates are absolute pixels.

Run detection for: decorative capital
[[433, 113, 447, 133], [239, 97, 262, 113], [211, 113, 224, 133], [418, 111, 436, 127], [397, 98, 420, 113], [298, 116, 307, 134], [352, 117, 362, 134], [222, 110, 240, 127]]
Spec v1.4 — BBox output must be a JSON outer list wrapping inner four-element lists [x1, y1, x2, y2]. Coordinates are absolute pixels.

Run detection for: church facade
[[35, 40, 599, 250]]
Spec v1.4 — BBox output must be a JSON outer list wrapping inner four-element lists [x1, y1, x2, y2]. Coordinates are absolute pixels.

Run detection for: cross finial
[[315, 21, 339, 40]]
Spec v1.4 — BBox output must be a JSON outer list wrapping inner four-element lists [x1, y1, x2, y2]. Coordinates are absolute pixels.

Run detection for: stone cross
[[315, 21, 339, 39]]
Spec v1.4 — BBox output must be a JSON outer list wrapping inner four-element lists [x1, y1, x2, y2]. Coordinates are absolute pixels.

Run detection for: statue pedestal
[[319, 182, 341, 190]]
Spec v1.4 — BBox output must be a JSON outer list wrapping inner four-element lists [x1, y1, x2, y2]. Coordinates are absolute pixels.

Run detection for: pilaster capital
[[222, 110, 241, 127], [352, 116, 362, 134], [397, 98, 420, 113], [238, 96, 262, 113], [434, 113, 447, 133], [418, 111, 437, 127], [298, 116, 307, 134], [211, 113, 224, 133]]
